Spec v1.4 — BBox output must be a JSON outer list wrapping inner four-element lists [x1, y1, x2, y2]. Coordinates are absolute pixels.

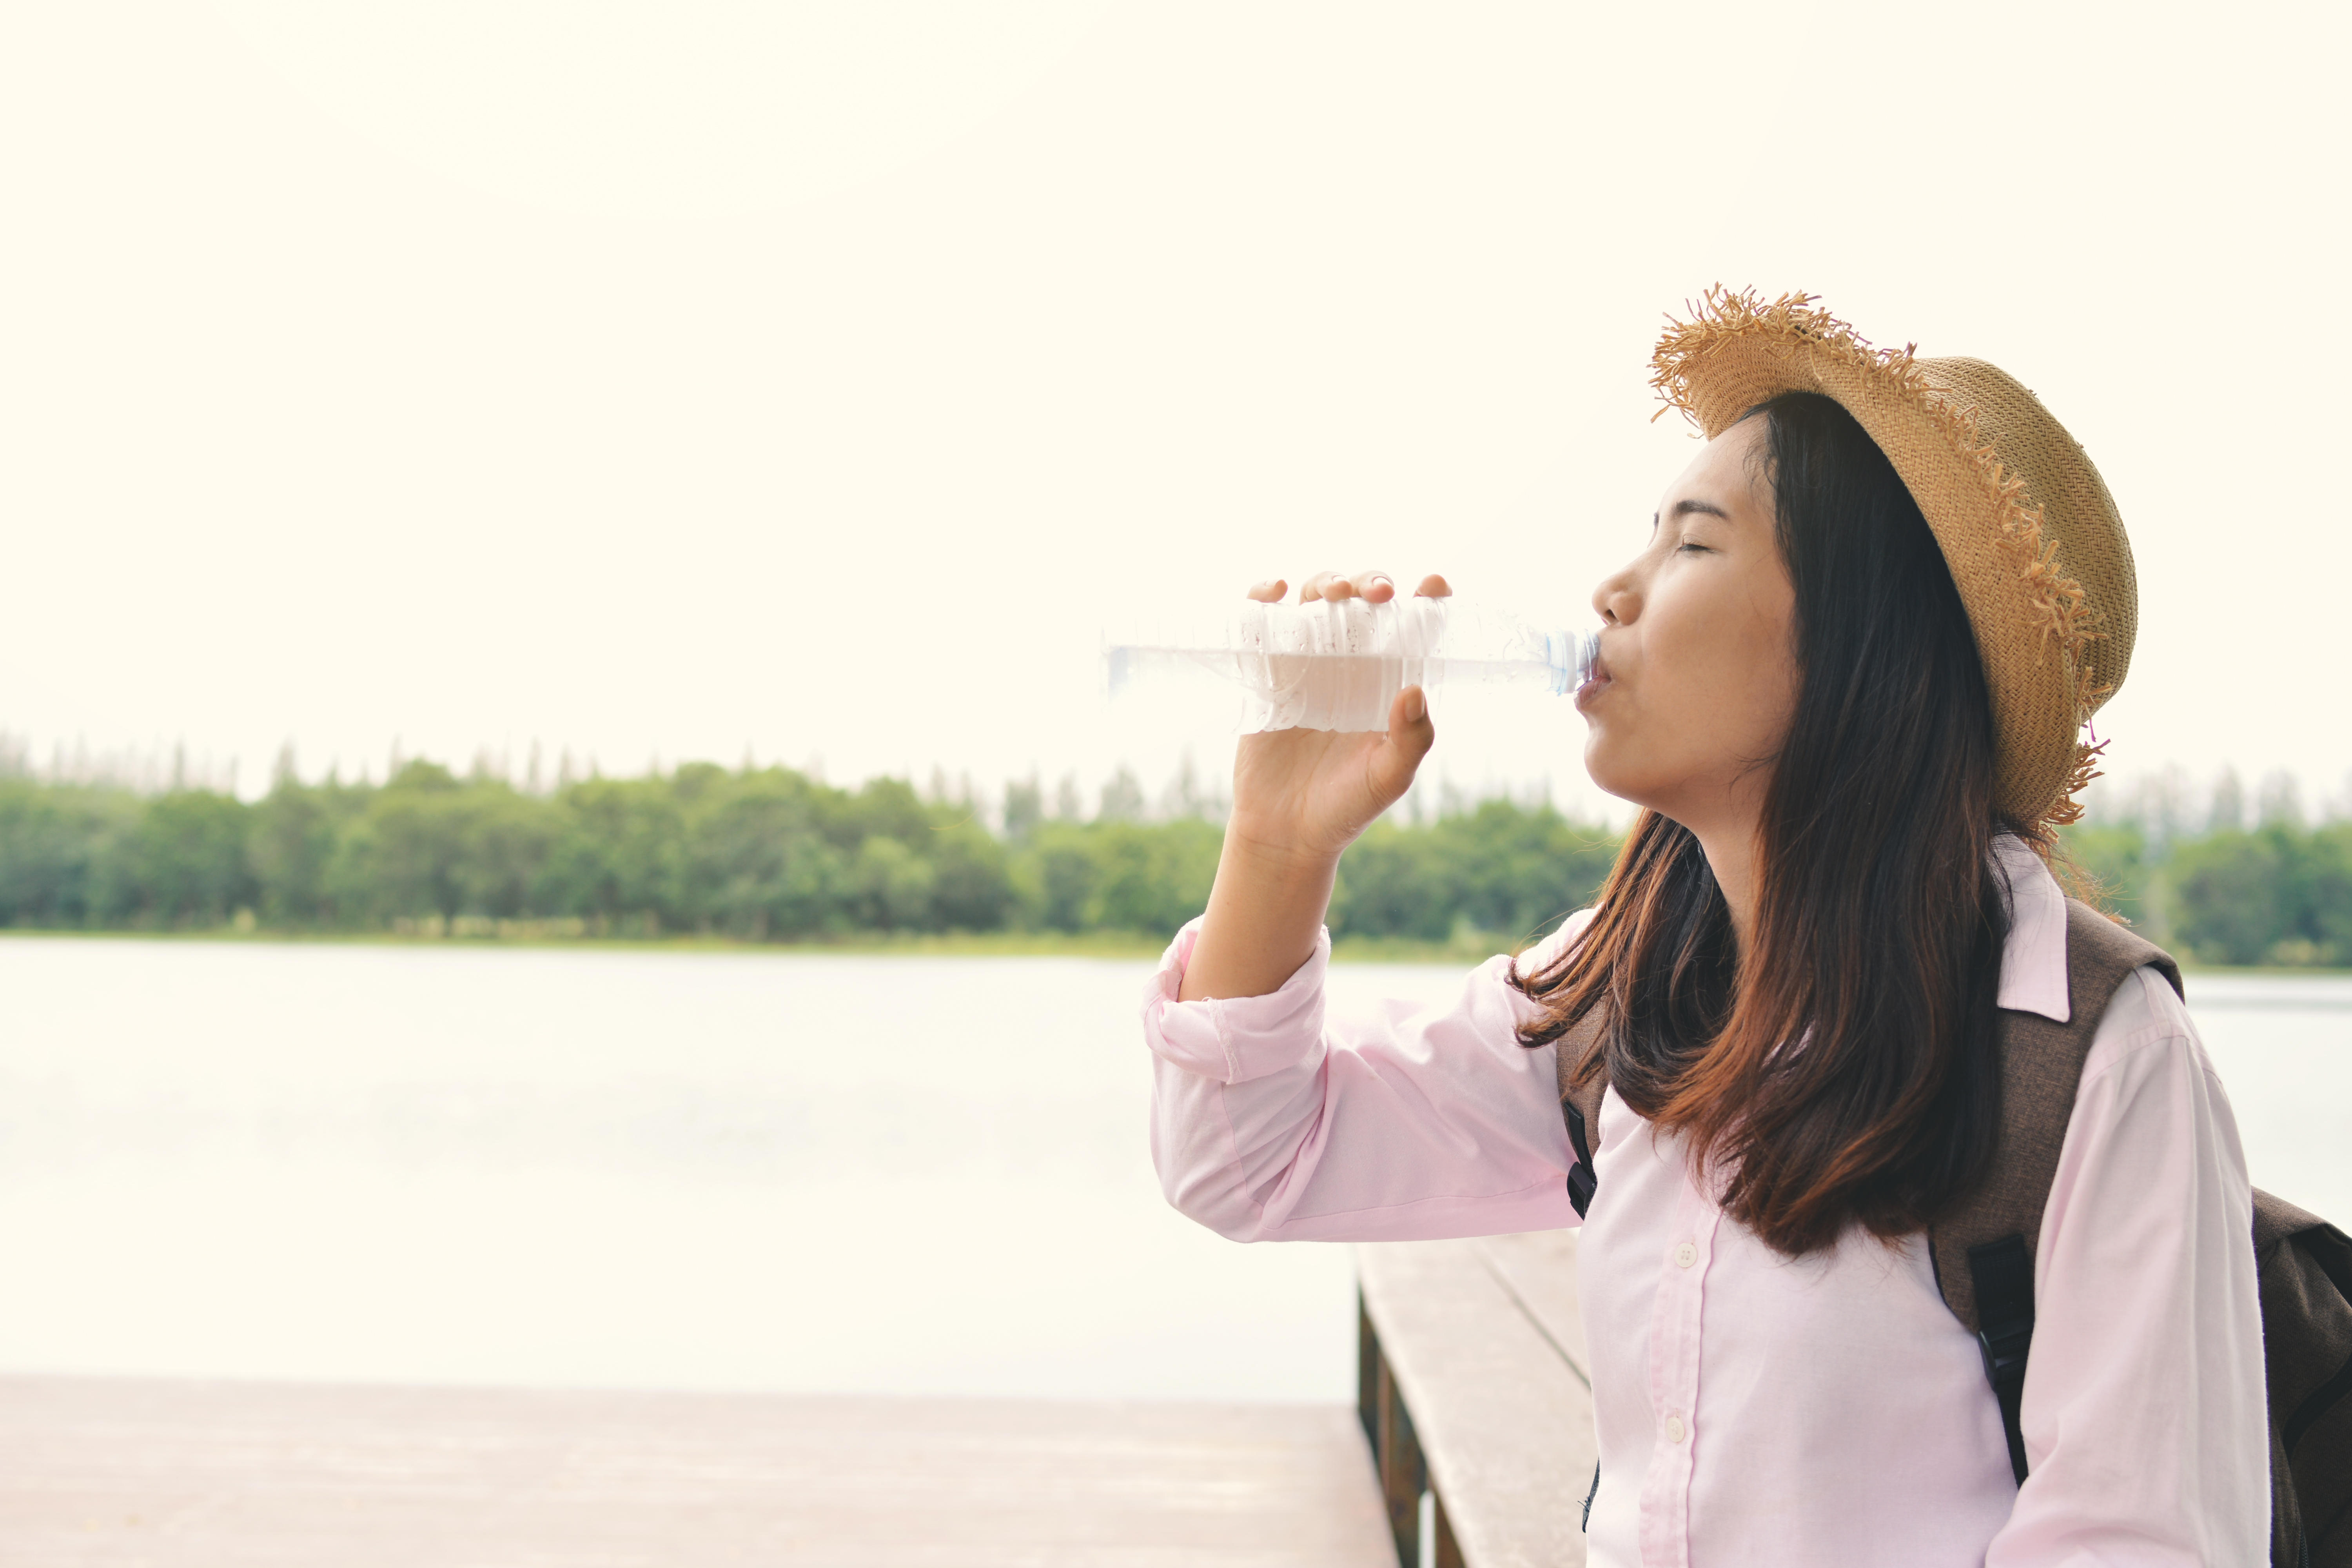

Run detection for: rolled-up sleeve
[[1140, 915, 1584, 1242]]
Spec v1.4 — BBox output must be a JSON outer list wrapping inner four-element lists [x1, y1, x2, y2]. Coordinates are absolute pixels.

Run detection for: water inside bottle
[[1105, 597, 1600, 733]]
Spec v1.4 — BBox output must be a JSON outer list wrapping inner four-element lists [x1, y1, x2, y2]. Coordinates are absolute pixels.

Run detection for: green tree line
[[0, 759, 1616, 947], [2069, 818, 2352, 968], [0, 757, 2344, 965]]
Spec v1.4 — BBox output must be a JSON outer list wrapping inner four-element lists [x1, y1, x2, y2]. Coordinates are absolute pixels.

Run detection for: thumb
[[1373, 684, 1437, 794]]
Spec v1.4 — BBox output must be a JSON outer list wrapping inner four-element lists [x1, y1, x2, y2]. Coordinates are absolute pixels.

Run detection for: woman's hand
[[1229, 570, 1452, 861], [1179, 569, 1450, 1001]]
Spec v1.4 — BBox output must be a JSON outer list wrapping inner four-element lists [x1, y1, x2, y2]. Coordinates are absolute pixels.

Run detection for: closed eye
[[1665, 497, 1729, 552]]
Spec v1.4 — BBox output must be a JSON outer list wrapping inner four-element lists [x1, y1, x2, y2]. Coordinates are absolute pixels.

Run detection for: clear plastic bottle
[[1105, 598, 1599, 733]]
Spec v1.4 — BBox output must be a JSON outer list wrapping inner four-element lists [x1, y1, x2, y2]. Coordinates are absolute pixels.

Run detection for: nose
[[1592, 559, 1640, 628]]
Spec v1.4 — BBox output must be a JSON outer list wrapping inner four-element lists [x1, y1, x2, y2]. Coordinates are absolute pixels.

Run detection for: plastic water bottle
[[1105, 597, 1601, 733]]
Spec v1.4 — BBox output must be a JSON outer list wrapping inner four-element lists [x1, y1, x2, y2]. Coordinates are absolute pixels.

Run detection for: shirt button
[[1664, 1414, 1687, 1445], [1673, 1241, 1697, 1269]]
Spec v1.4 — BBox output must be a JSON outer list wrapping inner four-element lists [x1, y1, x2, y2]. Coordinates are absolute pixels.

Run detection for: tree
[[1096, 768, 1147, 823], [537, 775, 686, 929], [2171, 828, 2291, 965], [852, 836, 935, 930], [1085, 818, 1220, 933], [927, 819, 1013, 931], [1020, 822, 1100, 933], [2060, 822, 2151, 930], [249, 777, 363, 926], [0, 779, 138, 926], [2208, 768, 2246, 834], [1001, 774, 1044, 842], [454, 787, 560, 918], [334, 762, 469, 921], [131, 790, 254, 926], [682, 768, 838, 937]]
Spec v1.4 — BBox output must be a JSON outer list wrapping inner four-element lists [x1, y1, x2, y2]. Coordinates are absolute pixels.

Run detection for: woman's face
[[1578, 416, 1800, 836]]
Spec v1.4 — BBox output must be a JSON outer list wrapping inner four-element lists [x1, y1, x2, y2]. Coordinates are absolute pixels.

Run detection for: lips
[[1574, 651, 1612, 708]]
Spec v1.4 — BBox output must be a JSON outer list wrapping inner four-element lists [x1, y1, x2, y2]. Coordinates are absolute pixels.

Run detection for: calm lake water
[[0, 941, 2344, 1403]]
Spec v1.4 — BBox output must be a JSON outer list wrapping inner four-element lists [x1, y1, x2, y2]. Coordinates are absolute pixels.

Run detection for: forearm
[[1143, 916, 1586, 1241], [1178, 827, 1339, 1001]]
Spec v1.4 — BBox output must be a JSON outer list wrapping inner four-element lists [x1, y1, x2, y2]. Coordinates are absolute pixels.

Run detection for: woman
[[1142, 291, 2267, 1563]]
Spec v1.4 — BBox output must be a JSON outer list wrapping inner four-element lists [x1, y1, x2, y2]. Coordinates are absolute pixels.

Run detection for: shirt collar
[[1994, 833, 2071, 1022]]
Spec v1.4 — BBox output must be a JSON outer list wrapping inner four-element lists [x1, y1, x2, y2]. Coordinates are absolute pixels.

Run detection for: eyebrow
[[1670, 498, 1731, 520]]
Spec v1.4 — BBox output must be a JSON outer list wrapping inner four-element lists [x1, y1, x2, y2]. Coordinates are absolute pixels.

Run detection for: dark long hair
[[1514, 391, 2014, 1257]]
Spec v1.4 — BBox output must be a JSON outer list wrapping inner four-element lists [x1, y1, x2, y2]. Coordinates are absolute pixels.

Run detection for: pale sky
[[3, 3, 2345, 821]]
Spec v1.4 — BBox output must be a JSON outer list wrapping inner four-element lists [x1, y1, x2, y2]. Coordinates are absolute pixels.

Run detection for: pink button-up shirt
[[1142, 841, 2268, 1566]]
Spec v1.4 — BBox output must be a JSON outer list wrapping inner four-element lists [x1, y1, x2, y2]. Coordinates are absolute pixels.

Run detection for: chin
[[1581, 745, 1677, 822], [1581, 736, 1638, 807]]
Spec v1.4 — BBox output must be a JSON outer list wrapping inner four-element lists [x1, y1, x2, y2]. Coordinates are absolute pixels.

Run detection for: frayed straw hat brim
[[1650, 289, 2134, 830]]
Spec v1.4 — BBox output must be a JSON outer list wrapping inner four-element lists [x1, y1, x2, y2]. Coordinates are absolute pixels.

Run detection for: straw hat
[[1649, 287, 2132, 831]]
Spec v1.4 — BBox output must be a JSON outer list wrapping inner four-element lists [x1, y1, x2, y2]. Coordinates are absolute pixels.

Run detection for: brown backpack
[[1556, 900, 2352, 1565]]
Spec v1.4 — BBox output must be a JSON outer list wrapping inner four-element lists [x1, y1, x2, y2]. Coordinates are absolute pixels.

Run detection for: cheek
[[1704, 594, 1799, 750], [1666, 581, 1791, 715], [1588, 574, 1798, 783]]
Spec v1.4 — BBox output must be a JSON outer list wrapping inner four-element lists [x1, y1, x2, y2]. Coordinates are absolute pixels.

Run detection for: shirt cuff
[[1140, 917, 1330, 1084]]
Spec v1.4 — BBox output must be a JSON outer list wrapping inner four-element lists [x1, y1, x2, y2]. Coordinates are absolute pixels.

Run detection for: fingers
[[1298, 570, 1350, 604], [1275, 571, 1448, 604], [1298, 570, 1403, 604]]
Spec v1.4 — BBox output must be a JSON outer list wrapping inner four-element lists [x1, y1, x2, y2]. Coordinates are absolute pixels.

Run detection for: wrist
[[1218, 819, 1344, 880]]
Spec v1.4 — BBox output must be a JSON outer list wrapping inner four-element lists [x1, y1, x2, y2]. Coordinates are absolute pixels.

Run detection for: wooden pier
[[1357, 1230, 1599, 1568], [0, 1377, 1396, 1566], [0, 1230, 1591, 1566]]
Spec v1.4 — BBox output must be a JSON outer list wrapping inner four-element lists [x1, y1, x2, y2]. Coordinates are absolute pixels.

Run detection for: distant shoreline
[[0, 925, 2342, 977], [9, 759, 2349, 970]]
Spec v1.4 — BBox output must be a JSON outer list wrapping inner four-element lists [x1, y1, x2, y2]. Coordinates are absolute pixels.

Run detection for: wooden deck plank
[[1357, 1234, 1597, 1568], [0, 1377, 1395, 1567], [1472, 1230, 1589, 1385]]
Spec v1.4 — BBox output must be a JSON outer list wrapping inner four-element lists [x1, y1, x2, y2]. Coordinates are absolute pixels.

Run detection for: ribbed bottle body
[[1105, 599, 1597, 733]]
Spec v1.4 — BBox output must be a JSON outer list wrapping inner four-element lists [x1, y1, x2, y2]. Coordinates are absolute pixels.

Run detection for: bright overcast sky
[[2, 3, 2345, 820]]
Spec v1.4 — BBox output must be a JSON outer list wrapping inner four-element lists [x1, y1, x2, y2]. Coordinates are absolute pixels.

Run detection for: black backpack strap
[[1554, 1011, 1609, 1218], [1564, 1099, 1597, 1217], [1968, 1233, 2036, 1484]]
